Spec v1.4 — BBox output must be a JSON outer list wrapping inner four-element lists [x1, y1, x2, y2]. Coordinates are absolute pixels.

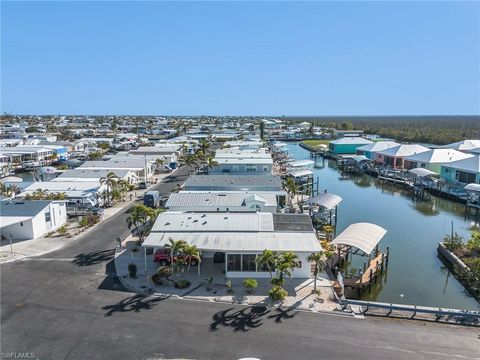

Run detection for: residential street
[[1, 167, 479, 360]]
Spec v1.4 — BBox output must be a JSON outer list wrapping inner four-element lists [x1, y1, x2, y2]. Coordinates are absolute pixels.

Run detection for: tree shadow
[[102, 294, 168, 317], [210, 306, 270, 332], [267, 307, 297, 323], [72, 248, 115, 266]]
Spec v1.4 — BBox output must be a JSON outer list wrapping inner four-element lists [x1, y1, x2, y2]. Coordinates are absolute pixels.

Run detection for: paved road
[[1, 167, 479, 360]]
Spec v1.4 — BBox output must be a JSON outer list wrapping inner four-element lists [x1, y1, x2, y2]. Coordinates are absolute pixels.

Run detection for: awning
[[331, 222, 387, 254], [288, 169, 313, 178], [465, 183, 480, 192], [305, 192, 343, 209], [408, 168, 438, 178], [286, 159, 315, 168]]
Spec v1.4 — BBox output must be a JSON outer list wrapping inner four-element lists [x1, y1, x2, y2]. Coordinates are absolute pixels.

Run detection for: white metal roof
[[441, 140, 480, 151], [305, 193, 343, 209], [405, 149, 473, 164], [0, 216, 32, 227], [286, 159, 315, 168], [356, 141, 400, 153], [442, 156, 480, 173], [376, 144, 429, 158], [288, 169, 313, 178], [215, 158, 273, 165], [150, 212, 275, 233], [166, 191, 277, 208], [143, 231, 321, 252], [408, 168, 438, 177], [330, 137, 373, 145], [331, 223, 387, 254], [465, 183, 480, 192]]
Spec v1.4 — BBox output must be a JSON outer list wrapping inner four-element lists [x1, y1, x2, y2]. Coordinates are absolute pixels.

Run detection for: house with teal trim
[[356, 141, 399, 160], [440, 156, 480, 184], [404, 149, 473, 174], [328, 137, 373, 155]]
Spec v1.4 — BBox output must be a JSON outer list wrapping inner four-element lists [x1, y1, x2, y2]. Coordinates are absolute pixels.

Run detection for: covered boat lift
[[304, 192, 343, 236], [330, 223, 390, 297]]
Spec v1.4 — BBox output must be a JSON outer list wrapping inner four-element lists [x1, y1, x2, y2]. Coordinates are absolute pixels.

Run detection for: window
[[227, 254, 241, 271], [395, 158, 402, 167], [420, 163, 426, 168], [45, 212, 51, 223], [20, 222, 24, 227], [242, 254, 257, 272]]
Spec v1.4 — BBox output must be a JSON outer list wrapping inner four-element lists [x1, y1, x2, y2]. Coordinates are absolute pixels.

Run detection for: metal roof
[[150, 212, 275, 233], [0, 200, 52, 217], [441, 156, 480, 173], [408, 168, 438, 178], [287, 169, 313, 178], [215, 158, 273, 165], [286, 159, 315, 168], [272, 214, 314, 232], [405, 149, 473, 164], [184, 175, 282, 190], [465, 183, 480, 192], [143, 231, 322, 252], [305, 193, 343, 209], [377, 144, 429, 158], [331, 223, 387, 254], [330, 137, 373, 145], [441, 140, 480, 151], [55, 169, 130, 180], [79, 158, 146, 170], [356, 141, 400, 152], [166, 191, 277, 208]]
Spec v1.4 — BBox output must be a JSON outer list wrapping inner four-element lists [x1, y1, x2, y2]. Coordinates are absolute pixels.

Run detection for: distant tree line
[[286, 116, 480, 145]]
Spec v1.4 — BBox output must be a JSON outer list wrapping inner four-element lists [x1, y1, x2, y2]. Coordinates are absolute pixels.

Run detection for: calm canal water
[[287, 142, 479, 310]]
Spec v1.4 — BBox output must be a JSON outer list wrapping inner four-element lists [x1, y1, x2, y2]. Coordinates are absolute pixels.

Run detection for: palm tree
[[100, 171, 117, 206], [276, 252, 299, 283], [178, 154, 198, 176], [198, 138, 211, 154], [165, 238, 187, 268], [183, 244, 201, 273], [126, 204, 156, 245], [307, 252, 326, 293], [33, 188, 48, 200], [256, 249, 278, 278], [259, 121, 265, 140], [284, 178, 299, 210], [155, 158, 165, 173], [206, 156, 218, 174]]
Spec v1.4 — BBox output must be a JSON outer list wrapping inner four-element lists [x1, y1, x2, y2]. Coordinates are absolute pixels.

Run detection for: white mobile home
[[0, 200, 67, 240]]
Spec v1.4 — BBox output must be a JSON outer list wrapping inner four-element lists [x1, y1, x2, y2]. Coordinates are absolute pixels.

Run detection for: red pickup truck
[[154, 249, 199, 267]]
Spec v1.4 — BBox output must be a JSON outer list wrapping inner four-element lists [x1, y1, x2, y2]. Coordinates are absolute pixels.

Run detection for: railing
[[342, 299, 480, 319]]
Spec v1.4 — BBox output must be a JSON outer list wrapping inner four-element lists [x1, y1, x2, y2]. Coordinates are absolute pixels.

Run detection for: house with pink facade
[[375, 144, 429, 170]]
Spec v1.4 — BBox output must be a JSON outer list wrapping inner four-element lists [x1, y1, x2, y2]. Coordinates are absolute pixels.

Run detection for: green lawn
[[301, 139, 330, 146]]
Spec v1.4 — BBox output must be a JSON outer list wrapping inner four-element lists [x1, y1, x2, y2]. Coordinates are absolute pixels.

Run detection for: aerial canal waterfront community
[[1, 116, 479, 316]]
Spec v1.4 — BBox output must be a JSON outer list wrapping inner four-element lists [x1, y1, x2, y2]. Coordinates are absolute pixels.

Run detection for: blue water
[[287, 142, 479, 310]]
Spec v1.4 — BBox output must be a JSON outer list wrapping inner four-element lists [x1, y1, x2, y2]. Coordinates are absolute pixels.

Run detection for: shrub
[[128, 263, 137, 278], [443, 233, 464, 252], [466, 232, 480, 255], [57, 224, 68, 236], [175, 280, 191, 289], [271, 277, 285, 286], [269, 286, 288, 301], [151, 266, 172, 285], [225, 279, 233, 293], [243, 278, 258, 293]]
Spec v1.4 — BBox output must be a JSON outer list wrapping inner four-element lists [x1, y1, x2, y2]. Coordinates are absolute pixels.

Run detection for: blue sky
[[1, 1, 479, 115]]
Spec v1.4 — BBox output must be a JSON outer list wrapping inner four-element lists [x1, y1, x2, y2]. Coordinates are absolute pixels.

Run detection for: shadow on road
[[267, 307, 297, 323], [72, 248, 115, 266], [210, 306, 271, 332], [102, 294, 168, 317]]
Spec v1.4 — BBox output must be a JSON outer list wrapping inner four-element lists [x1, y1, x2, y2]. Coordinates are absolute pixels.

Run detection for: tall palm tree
[[126, 204, 157, 245], [307, 252, 326, 293], [284, 178, 299, 210], [155, 158, 165, 173], [256, 249, 278, 278], [100, 171, 117, 206], [198, 138, 211, 154], [165, 238, 187, 267], [178, 154, 198, 176]]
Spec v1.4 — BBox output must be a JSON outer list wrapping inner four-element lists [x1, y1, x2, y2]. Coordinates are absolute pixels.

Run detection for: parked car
[[154, 249, 199, 266], [138, 181, 150, 189], [143, 191, 160, 208]]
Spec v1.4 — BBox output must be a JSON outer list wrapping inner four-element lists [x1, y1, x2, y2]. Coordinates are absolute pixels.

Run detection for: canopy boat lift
[[303, 191, 343, 237], [330, 222, 389, 298]]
